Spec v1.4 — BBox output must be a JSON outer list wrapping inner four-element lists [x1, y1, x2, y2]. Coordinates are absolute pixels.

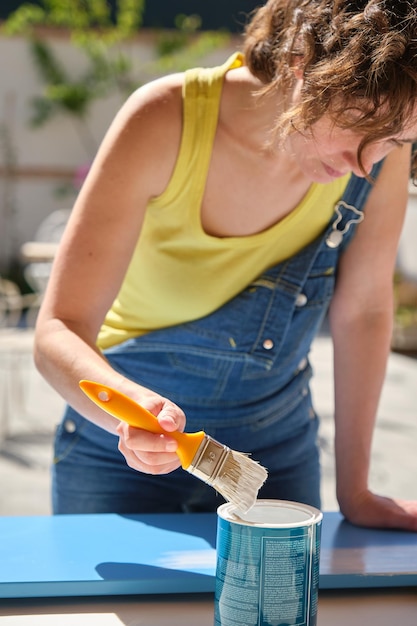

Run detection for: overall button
[[298, 357, 308, 371], [262, 339, 274, 350], [326, 230, 343, 248], [295, 293, 308, 307], [64, 419, 77, 433]]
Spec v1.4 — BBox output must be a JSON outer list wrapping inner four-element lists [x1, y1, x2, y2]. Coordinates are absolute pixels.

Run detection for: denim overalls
[[52, 164, 382, 514]]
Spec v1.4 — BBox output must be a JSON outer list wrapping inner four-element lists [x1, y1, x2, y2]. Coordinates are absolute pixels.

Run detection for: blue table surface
[[0, 511, 416, 598]]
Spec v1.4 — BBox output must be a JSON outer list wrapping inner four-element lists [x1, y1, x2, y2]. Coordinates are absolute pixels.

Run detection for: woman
[[34, 0, 417, 529]]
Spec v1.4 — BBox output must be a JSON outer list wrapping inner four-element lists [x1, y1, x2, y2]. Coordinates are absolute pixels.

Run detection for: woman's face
[[285, 115, 417, 183], [285, 83, 417, 183]]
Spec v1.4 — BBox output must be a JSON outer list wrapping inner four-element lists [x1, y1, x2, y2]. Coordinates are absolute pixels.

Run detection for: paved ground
[[0, 328, 416, 516]]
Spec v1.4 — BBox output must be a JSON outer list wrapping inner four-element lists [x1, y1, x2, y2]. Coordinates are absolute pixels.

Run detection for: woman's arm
[[34, 74, 187, 474], [328, 144, 417, 531]]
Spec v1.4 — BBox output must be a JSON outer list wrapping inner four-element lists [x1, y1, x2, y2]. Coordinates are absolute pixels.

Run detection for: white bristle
[[209, 450, 268, 513], [185, 435, 268, 513]]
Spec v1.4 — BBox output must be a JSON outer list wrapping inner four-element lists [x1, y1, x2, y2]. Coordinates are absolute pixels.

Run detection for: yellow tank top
[[98, 53, 349, 349]]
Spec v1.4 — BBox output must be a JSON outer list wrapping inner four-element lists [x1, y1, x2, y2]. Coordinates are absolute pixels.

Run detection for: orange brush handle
[[79, 380, 205, 469]]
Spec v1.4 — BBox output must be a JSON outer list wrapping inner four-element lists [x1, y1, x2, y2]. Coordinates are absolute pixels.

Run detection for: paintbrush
[[79, 380, 268, 513]]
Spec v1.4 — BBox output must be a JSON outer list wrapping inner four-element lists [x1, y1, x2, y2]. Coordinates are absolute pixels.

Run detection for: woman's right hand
[[116, 395, 186, 475]]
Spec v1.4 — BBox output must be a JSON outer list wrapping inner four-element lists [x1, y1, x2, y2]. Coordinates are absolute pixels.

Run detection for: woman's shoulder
[[98, 73, 185, 197], [122, 72, 185, 131]]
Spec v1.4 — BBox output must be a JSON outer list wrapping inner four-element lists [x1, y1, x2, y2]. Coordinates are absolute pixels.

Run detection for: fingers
[[112, 389, 186, 475], [139, 397, 186, 433], [116, 421, 181, 475], [381, 498, 417, 532], [157, 410, 180, 432], [341, 490, 417, 532]]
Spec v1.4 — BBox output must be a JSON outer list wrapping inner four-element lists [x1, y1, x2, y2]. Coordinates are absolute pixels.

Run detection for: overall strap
[[243, 159, 387, 367], [265, 159, 385, 288], [325, 159, 384, 250]]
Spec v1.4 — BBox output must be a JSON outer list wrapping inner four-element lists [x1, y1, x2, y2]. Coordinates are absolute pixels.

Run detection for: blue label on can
[[214, 501, 322, 626]]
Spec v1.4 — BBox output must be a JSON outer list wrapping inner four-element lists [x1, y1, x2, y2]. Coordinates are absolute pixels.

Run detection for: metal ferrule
[[187, 436, 229, 484]]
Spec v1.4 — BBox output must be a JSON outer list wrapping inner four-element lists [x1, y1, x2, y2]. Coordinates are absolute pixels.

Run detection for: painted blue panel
[[0, 513, 216, 598], [319, 512, 417, 589], [0, 512, 416, 598]]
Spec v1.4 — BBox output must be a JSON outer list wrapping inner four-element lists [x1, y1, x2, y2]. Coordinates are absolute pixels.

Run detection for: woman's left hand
[[340, 489, 417, 532]]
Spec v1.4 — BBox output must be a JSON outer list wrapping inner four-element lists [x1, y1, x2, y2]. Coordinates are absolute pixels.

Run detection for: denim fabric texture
[[52, 163, 383, 514]]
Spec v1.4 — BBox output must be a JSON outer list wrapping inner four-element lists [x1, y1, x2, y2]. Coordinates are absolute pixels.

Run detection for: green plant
[[2, 0, 144, 44], [2, 1, 229, 159], [154, 16, 229, 73], [2, 0, 144, 157]]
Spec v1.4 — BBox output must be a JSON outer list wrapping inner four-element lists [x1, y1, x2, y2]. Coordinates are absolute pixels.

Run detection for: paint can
[[214, 499, 323, 626]]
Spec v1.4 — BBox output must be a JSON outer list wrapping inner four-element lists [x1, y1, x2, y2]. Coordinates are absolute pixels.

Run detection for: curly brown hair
[[244, 0, 417, 175]]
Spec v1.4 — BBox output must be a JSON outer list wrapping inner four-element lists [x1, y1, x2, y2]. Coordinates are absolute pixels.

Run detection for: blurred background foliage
[[0, 0, 231, 293], [1, 0, 229, 157]]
